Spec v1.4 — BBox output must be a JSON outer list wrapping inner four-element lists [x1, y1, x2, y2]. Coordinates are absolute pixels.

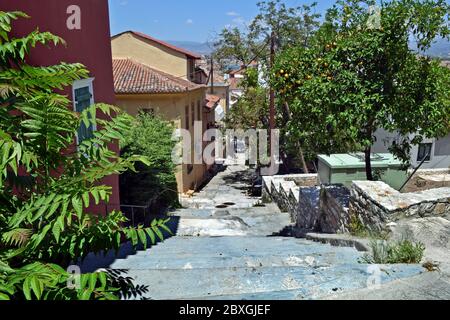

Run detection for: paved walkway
[[97, 165, 426, 300], [323, 272, 450, 300]]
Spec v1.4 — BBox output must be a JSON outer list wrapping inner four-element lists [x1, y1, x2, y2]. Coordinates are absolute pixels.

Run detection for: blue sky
[[108, 0, 336, 43]]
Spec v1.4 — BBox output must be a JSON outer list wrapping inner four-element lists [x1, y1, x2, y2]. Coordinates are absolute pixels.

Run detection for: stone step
[[173, 217, 291, 237], [81, 236, 314, 272], [110, 237, 363, 270], [169, 203, 292, 237], [120, 264, 424, 300], [107, 236, 361, 270], [181, 199, 259, 210], [130, 237, 333, 256], [175, 217, 250, 237], [174, 203, 281, 219], [110, 250, 362, 270]]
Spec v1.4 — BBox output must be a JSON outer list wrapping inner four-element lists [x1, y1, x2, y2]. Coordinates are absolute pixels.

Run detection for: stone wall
[[318, 185, 351, 234], [264, 174, 450, 235], [297, 187, 321, 230], [263, 175, 351, 233], [262, 174, 318, 223], [350, 181, 450, 232], [284, 174, 319, 188], [403, 169, 450, 193]]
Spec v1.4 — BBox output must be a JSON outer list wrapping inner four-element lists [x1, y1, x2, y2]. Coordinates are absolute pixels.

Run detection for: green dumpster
[[318, 153, 408, 190]]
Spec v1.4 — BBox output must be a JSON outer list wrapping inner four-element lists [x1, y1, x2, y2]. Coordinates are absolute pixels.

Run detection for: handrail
[[120, 205, 147, 209]]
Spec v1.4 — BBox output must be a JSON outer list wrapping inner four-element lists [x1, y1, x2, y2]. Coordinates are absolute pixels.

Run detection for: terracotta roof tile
[[113, 59, 203, 94], [205, 94, 220, 109]]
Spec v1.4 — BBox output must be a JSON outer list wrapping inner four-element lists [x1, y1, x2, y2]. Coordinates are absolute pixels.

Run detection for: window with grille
[[417, 143, 433, 162]]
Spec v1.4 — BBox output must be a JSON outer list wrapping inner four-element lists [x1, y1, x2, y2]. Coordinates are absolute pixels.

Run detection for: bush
[[120, 113, 179, 209], [361, 239, 425, 264], [348, 215, 369, 238], [0, 11, 169, 300], [348, 216, 389, 240]]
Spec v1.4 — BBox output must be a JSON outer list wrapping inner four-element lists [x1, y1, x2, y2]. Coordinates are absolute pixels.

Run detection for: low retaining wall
[[297, 187, 321, 230], [350, 181, 450, 231], [262, 174, 317, 223], [318, 186, 351, 234], [264, 174, 450, 235], [403, 169, 450, 193], [263, 174, 350, 233]]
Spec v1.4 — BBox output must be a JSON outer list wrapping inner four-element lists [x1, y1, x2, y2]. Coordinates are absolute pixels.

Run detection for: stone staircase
[[82, 165, 425, 300], [109, 236, 423, 300]]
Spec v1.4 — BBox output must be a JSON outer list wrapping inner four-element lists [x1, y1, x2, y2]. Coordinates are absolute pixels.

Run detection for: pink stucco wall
[[1, 0, 120, 214]]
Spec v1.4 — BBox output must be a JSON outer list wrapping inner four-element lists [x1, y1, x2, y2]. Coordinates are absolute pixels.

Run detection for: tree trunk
[[283, 102, 309, 174], [365, 146, 374, 181], [299, 146, 309, 174]]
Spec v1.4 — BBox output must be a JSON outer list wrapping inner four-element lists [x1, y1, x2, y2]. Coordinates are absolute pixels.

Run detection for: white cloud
[[186, 19, 194, 25], [119, 0, 128, 6], [226, 11, 240, 17]]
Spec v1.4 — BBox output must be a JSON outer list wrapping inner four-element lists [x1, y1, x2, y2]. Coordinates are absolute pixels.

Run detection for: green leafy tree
[[213, 27, 261, 72], [215, 1, 320, 173], [120, 113, 179, 209], [213, 0, 320, 71], [272, 0, 450, 179], [224, 68, 269, 130], [0, 11, 170, 300]]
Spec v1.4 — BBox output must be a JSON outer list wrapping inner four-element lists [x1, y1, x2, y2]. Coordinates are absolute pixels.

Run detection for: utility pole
[[265, 31, 276, 175], [210, 55, 214, 94], [269, 31, 275, 131]]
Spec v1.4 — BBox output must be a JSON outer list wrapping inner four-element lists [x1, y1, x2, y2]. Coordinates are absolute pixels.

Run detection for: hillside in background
[[168, 38, 449, 59], [165, 40, 214, 56], [423, 38, 450, 59]]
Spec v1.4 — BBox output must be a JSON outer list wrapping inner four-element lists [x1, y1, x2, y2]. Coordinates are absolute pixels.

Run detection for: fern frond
[[2, 228, 33, 247]]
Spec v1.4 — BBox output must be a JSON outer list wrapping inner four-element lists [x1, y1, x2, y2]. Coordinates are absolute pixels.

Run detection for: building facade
[[373, 129, 450, 170], [4, 0, 120, 213], [111, 31, 214, 194], [373, 62, 450, 170], [112, 31, 201, 82]]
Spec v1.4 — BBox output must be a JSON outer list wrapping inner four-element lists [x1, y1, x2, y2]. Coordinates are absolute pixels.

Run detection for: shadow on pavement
[[78, 215, 180, 273]]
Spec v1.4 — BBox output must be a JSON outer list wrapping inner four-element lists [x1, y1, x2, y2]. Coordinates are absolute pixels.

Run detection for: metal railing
[[120, 205, 149, 227]]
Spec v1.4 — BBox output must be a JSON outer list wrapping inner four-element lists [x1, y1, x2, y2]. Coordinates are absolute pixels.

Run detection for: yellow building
[[111, 31, 215, 194]]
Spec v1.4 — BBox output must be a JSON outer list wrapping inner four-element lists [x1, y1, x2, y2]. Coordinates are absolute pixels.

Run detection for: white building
[[373, 129, 450, 169]]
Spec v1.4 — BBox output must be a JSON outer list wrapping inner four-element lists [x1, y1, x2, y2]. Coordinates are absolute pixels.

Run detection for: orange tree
[[271, 0, 450, 180]]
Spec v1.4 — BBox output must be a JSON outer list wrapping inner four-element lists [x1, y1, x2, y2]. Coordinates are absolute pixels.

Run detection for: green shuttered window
[[73, 79, 95, 145]]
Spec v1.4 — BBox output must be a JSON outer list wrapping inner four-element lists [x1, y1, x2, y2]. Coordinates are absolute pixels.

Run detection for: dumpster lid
[[318, 153, 403, 169]]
